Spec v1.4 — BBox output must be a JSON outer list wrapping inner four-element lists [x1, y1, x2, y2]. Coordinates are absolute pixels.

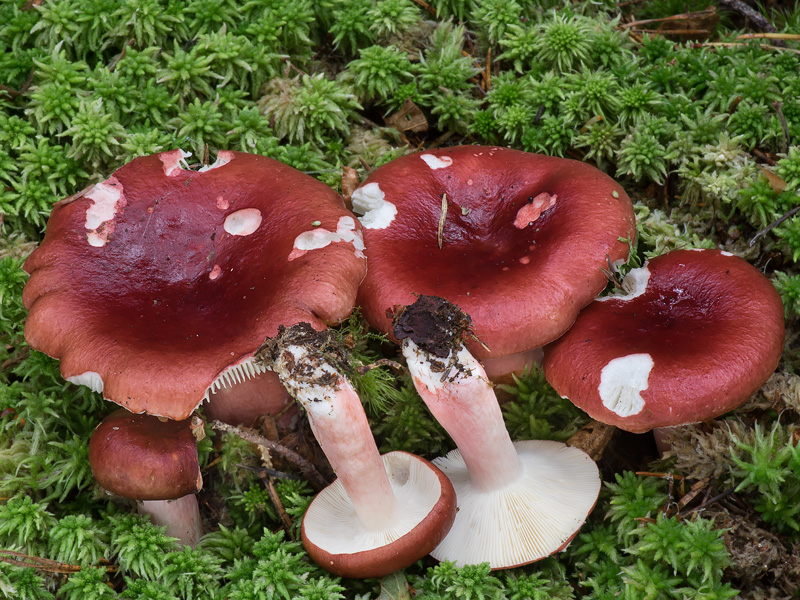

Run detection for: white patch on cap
[[209, 264, 222, 280], [721, 251, 734, 256], [67, 371, 104, 393], [351, 182, 396, 229], [288, 216, 365, 261], [420, 154, 453, 170], [84, 179, 124, 248], [198, 150, 235, 172], [598, 353, 653, 417], [159, 149, 192, 176], [597, 265, 651, 302], [224, 208, 262, 236]]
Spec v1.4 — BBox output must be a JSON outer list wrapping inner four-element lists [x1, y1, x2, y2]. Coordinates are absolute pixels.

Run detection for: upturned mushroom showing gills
[[543, 249, 785, 433], [22, 149, 367, 422], [352, 146, 635, 379], [89, 409, 204, 546], [393, 295, 601, 569], [259, 323, 457, 579]]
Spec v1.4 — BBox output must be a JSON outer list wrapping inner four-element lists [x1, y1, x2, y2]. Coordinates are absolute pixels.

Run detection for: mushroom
[[89, 409, 204, 546], [542, 249, 785, 434], [351, 145, 635, 381], [22, 149, 367, 538], [393, 295, 601, 569], [22, 149, 367, 422], [260, 323, 457, 578]]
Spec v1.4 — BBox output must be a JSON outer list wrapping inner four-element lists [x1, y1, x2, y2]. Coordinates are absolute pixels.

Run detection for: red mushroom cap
[[352, 146, 635, 362], [89, 408, 201, 500], [542, 249, 785, 433], [23, 150, 366, 420]]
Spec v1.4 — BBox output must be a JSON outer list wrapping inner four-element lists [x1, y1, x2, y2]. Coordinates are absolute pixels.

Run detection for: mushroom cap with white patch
[[542, 249, 785, 433], [301, 451, 457, 579], [350, 146, 636, 369], [23, 150, 367, 420], [430, 440, 600, 568]]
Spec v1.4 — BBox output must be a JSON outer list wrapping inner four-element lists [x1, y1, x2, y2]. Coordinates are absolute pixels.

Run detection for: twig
[[773, 100, 790, 153], [484, 48, 492, 91], [437, 193, 448, 249], [619, 8, 717, 29], [210, 420, 329, 490], [355, 358, 407, 376], [736, 32, 800, 41], [0, 68, 34, 99], [0, 550, 117, 574], [749, 204, 800, 247], [264, 476, 295, 537], [408, 0, 436, 17], [683, 487, 736, 515], [691, 41, 800, 55], [108, 39, 135, 72], [717, 0, 782, 35]]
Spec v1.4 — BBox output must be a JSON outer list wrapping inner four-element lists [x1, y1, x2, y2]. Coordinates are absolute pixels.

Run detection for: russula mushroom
[[259, 323, 457, 578], [393, 295, 601, 569], [352, 145, 635, 380], [89, 409, 204, 546], [22, 149, 367, 423], [542, 249, 785, 433]]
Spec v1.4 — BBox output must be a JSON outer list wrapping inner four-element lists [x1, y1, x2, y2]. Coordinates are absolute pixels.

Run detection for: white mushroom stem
[[139, 495, 203, 547], [271, 342, 398, 531], [401, 339, 523, 492]]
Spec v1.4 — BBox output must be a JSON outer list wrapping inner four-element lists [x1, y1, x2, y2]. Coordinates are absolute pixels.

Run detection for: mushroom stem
[[402, 338, 522, 492], [139, 495, 203, 547], [263, 324, 398, 531]]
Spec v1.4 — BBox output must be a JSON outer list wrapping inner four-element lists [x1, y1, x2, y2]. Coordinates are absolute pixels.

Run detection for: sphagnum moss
[[2, 0, 800, 597]]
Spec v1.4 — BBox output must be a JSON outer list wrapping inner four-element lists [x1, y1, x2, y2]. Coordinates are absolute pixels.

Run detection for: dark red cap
[[89, 408, 201, 500], [543, 249, 785, 433], [352, 146, 635, 361], [23, 150, 366, 420]]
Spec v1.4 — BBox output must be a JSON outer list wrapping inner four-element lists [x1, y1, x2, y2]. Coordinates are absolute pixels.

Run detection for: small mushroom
[[542, 249, 785, 433], [89, 409, 204, 546], [259, 323, 457, 578], [352, 146, 635, 381], [393, 296, 601, 569]]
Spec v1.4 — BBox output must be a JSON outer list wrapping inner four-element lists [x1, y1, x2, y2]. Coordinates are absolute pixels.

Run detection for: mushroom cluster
[[22, 145, 784, 577]]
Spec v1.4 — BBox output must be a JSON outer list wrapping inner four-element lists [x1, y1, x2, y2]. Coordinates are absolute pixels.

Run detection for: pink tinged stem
[[139, 495, 203, 547], [275, 346, 398, 531], [402, 339, 522, 492]]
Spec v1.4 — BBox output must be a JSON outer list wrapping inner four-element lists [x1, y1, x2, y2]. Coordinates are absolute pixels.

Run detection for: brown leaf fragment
[[566, 419, 616, 461], [341, 166, 360, 211], [759, 165, 788, 193], [385, 98, 428, 133]]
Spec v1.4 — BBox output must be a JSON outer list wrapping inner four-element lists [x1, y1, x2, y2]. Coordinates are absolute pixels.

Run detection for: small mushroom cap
[[301, 451, 457, 579], [23, 150, 366, 420], [89, 409, 201, 500], [352, 146, 635, 361], [542, 249, 785, 433], [430, 440, 600, 569]]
